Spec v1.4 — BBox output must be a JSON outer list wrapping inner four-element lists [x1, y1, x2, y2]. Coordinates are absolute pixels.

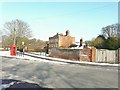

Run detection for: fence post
[[118, 48, 120, 64], [91, 47, 96, 62]]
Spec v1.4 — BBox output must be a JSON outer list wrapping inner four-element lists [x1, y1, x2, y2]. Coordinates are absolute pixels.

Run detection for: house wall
[[59, 36, 75, 48], [49, 33, 75, 53], [49, 36, 59, 53]]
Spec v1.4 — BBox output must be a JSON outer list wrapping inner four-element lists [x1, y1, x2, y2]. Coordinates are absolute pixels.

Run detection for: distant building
[[70, 38, 92, 49], [49, 30, 75, 53]]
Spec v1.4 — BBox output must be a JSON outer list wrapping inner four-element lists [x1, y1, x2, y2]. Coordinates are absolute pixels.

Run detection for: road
[[1, 57, 119, 88]]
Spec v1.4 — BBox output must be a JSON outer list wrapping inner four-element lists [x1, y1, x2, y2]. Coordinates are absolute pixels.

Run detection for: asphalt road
[[1, 57, 119, 88]]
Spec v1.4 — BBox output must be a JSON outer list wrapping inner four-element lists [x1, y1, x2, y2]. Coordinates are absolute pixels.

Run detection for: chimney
[[56, 32, 59, 35], [66, 30, 70, 36], [79, 38, 83, 47]]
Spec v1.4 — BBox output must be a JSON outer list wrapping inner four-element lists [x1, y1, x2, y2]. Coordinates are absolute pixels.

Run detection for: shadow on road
[[1, 79, 53, 90], [0, 79, 118, 90]]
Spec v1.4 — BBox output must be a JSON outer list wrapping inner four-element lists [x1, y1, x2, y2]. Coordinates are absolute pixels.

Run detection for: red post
[[10, 45, 16, 56]]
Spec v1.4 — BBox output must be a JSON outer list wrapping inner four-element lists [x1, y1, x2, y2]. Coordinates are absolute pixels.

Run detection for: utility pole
[[13, 19, 18, 45], [13, 28, 16, 45]]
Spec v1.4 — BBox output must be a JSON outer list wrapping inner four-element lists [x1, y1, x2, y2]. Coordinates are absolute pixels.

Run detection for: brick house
[[49, 30, 75, 53]]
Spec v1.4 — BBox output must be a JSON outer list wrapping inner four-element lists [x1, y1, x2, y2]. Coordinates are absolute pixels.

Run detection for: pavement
[[0, 51, 119, 67]]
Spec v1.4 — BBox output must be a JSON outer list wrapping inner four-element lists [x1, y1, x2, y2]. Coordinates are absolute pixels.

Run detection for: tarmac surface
[[0, 51, 119, 89], [1, 56, 119, 88]]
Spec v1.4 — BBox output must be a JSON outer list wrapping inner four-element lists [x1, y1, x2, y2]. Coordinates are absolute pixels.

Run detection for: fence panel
[[96, 49, 117, 63]]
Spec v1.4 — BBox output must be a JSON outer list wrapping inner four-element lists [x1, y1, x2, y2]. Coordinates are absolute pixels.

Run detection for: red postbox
[[10, 45, 16, 56]]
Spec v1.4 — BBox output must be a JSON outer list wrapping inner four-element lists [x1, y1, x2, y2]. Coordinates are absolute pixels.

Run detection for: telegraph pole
[[13, 19, 18, 45], [13, 28, 16, 45]]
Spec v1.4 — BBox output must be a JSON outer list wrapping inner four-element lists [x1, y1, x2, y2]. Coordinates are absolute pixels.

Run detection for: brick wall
[[49, 48, 91, 61], [49, 48, 80, 60], [79, 48, 91, 62]]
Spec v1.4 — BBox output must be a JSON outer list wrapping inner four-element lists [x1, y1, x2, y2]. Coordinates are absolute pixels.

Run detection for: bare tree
[[102, 23, 119, 38], [3, 19, 32, 38], [118, 23, 120, 38]]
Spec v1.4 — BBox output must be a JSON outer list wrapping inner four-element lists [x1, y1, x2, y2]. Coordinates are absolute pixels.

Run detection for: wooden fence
[[95, 49, 118, 64]]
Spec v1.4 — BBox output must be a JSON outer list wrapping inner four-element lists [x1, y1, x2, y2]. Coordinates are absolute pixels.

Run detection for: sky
[[0, 1, 118, 42]]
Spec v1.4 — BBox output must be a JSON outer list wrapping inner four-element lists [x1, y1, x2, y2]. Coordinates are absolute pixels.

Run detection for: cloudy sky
[[1, 1, 118, 42]]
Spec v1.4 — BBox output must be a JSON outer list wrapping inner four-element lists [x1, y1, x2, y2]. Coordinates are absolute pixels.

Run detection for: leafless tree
[[118, 23, 120, 38], [3, 19, 32, 38], [102, 23, 119, 38]]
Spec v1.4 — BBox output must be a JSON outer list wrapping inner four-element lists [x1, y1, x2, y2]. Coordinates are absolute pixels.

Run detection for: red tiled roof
[[49, 33, 64, 39]]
